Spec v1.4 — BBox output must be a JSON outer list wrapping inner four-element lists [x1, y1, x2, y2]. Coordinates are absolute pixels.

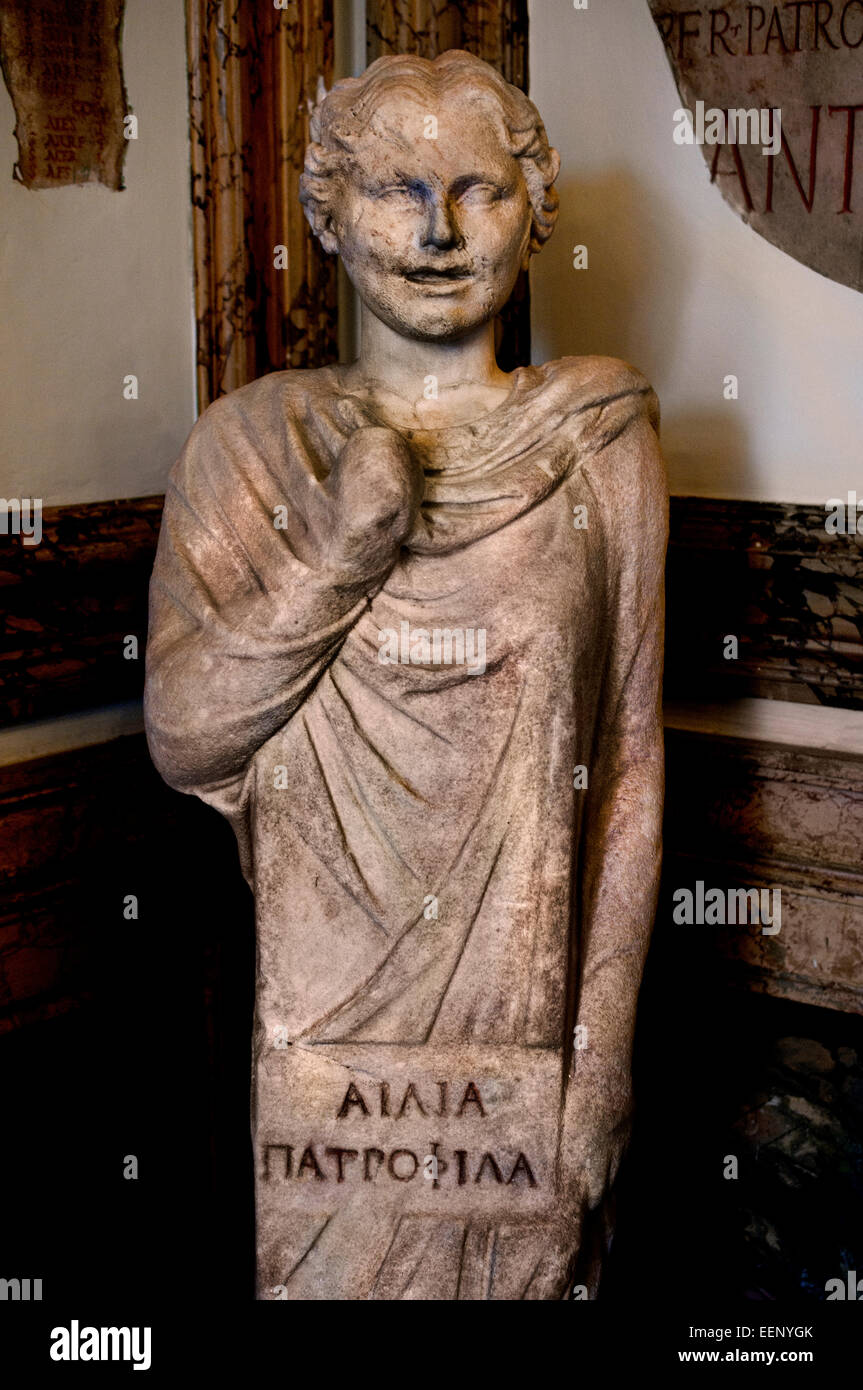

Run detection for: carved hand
[[524, 1060, 634, 1299], [559, 1061, 633, 1211], [320, 426, 424, 583]]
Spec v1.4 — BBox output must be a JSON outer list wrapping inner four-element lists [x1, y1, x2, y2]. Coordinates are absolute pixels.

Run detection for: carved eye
[[376, 185, 419, 202], [457, 183, 502, 206]]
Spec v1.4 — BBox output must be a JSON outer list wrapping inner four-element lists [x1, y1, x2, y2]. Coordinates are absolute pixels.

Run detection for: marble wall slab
[[186, 0, 338, 408], [666, 498, 863, 708]]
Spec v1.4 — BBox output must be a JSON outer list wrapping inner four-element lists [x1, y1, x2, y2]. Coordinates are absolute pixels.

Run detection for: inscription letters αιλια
[[336, 1078, 487, 1119]]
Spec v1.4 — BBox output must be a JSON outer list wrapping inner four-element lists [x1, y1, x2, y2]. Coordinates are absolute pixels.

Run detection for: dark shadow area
[[606, 923, 863, 1304], [0, 788, 256, 1307]]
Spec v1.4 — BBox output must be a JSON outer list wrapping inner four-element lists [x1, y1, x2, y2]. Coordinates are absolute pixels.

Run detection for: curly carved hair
[[300, 50, 560, 256]]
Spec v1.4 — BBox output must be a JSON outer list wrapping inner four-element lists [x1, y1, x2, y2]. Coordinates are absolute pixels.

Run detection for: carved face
[[330, 90, 533, 342]]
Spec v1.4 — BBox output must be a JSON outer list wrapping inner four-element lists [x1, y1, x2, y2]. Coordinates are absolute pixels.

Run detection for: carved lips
[[402, 264, 474, 292]]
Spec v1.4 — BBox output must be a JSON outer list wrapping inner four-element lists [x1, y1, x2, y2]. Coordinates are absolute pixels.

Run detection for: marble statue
[[145, 50, 667, 1300]]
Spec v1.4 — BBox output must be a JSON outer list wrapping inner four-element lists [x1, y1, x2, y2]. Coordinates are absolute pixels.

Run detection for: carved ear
[[299, 141, 341, 254], [300, 196, 340, 255], [318, 220, 340, 256]]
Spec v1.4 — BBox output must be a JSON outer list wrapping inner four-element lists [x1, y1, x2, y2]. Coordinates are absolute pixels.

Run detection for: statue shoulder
[[552, 356, 666, 533], [545, 354, 659, 427], [192, 365, 339, 436], [174, 366, 341, 487]]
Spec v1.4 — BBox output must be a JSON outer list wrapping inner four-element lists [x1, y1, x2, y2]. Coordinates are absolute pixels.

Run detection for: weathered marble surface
[[185, 0, 337, 407], [146, 51, 667, 1300], [367, 0, 528, 85]]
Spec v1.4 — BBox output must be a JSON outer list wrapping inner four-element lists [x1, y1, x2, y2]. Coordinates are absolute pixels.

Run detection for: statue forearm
[[573, 744, 663, 1073], [144, 575, 371, 794], [570, 416, 667, 1085], [144, 424, 424, 797]]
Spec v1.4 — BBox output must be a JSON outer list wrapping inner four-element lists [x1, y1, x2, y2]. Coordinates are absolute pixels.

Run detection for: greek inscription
[[263, 1141, 540, 1189], [335, 1078, 487, 1119]]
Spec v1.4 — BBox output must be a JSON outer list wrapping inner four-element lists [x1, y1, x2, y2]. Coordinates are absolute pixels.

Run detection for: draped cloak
[[145, 356, 666, 1300]]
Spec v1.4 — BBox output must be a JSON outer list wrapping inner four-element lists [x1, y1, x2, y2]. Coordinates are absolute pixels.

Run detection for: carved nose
[[422, 195, 461, 250]]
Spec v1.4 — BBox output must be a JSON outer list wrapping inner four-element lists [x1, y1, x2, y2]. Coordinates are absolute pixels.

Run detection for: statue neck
[[344, 307, 513, 430]]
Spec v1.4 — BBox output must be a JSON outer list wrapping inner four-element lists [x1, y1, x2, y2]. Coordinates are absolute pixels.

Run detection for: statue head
[[300, 50, 560, 343]]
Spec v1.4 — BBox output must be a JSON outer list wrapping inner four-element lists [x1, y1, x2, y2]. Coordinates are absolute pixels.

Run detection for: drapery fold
[[145, 353, 666, 1298]]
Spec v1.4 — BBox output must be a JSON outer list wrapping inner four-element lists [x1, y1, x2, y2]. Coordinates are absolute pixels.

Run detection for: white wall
[[529, 0, 863, 503], [0, 0, 195, 507]]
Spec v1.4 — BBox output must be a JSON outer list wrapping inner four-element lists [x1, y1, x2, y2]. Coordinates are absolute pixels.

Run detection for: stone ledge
[[664, 698, 863, 1015], [0, 700, 144, 768], [665, 696, 863, 761]]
